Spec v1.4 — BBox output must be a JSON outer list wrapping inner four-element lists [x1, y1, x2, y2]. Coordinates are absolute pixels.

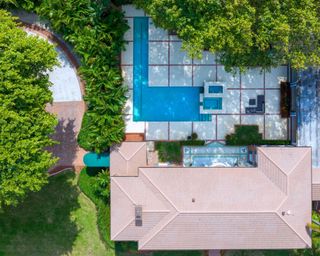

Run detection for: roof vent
[[282, 210, 294, 216], [135, 206, 142, 226]]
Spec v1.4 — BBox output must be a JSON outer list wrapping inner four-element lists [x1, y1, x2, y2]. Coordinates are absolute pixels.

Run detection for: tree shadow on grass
[[0, 171, 80, 256]]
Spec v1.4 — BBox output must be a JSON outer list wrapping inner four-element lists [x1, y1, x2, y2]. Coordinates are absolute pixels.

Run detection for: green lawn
[[0, 171, 110, 256]]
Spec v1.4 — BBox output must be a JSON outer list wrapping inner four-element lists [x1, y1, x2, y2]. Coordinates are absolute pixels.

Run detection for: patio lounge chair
[[245, 95, 265, 114], [256, 95, 265, 113]]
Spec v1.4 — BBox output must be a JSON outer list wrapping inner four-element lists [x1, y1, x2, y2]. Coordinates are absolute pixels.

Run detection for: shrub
[[113, 0, 133, 5], [226, 125, 290, 146], [261, 140, 290, 145], [187, 132, 198, 140], [78, 167, 113, 249], [155, 138, 205, 164], [226, 125, 262, 146], [93, 170, 110, 202], [156, 141, 182, 163], [0, 0, 39, 10], [36, 0, 129, 153]]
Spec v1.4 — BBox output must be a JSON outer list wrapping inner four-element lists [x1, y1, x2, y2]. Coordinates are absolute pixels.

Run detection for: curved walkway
[[22, 21, 87, 174]]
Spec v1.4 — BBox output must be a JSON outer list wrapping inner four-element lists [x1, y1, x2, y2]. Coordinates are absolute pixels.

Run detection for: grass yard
[[0, 171, 110, 256], [78, 168, 113, 250]]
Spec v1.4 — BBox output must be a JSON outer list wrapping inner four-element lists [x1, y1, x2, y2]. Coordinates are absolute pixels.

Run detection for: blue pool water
[[133, 17, 211, 122], [209, 85, 223, 93], [203, 98, 223, 110]]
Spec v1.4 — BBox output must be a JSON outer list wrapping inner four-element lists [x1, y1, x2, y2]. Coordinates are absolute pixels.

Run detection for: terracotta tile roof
[[111, 146, 312, 250], [110, 142, 147, 176]]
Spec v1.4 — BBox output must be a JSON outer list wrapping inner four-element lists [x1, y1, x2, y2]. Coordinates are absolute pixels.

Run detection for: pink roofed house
[[110, 142, 314, 251]]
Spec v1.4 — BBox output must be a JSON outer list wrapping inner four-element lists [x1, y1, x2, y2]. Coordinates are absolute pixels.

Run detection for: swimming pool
[[203, 97, 223, 110], [133, 17, 211, 122]]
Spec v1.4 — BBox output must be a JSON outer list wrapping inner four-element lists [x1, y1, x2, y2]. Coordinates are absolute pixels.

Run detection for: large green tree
[[0, 10, 58, 207], [135, 0, 320, 72], [1, 0, 129, 153]]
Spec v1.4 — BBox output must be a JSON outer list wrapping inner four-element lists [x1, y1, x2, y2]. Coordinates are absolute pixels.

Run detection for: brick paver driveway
[[25, 24, 86, 173], [46, 101, 86, 173]]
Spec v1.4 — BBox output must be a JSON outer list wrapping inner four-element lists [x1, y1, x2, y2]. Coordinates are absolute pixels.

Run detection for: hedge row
[[155, 139, 205, 164], [226, 125, 290, 146], [31, 0, 128, 153], [78, 167, 113, 248]]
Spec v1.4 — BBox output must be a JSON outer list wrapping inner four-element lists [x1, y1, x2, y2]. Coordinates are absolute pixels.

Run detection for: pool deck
[[122, 5, 288, 141]]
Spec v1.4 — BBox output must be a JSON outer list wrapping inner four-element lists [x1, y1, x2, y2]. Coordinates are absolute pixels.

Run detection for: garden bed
[[226, 125, 290, 146], [155, 136, 205, 164]]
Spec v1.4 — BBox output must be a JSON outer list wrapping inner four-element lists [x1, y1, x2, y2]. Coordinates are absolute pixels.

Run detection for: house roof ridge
[[258, 148, 288, 177], [257, 148, 289, 194], [137, 169, 181, 250], [286, 149, 309, 175], [143, 209, 171, 213], [110, 179, 136, 240], [139, 211, 179, 250], [111, 217, 134, 240], [139, 211, 310, 250], [139, 168, 180, 212], [111, 178, 136, 205], [177, 210, 277, 214], [119, 142, 145, 161], [275, 151, 310, 212], [275, 211, 311, 248]]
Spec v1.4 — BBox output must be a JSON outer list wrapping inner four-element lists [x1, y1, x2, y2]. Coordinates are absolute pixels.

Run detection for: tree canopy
[[0, 10, 58, 207], [1, 0, 129, 153], [135, 0, 320, 72]]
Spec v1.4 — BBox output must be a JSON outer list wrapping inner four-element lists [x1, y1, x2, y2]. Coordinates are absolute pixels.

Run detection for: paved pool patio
[[122, 5, 288, 141]]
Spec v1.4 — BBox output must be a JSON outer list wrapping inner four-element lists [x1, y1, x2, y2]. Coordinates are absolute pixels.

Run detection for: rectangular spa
[[203, 97, 223, 110], [208, 85, 223, 94]]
